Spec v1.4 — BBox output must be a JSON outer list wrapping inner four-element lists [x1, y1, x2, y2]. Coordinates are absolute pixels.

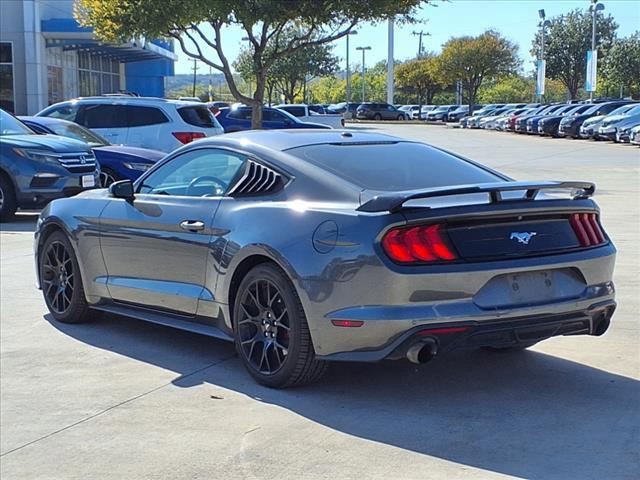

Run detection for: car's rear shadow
[[46, 313, 638, 480]]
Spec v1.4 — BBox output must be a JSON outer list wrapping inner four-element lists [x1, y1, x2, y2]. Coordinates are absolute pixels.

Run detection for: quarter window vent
[[227, 160, 284, 196]]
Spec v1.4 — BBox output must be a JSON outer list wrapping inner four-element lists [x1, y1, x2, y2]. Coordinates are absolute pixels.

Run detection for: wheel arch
[[35, 219, 90, 297], [223, 246, 302, 330]]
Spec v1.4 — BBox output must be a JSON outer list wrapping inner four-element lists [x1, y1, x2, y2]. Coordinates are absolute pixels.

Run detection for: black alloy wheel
[[234, 264, 327, 388], [40, 231, 91, 323], [237, 277, 290, 375]]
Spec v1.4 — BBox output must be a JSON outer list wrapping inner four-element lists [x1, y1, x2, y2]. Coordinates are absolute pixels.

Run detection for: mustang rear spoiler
[[357, 181, 596, 213]]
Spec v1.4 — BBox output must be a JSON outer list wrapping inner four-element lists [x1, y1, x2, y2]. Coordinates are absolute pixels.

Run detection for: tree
[[478, 75, 568, 103], [602, 32, 640, 97], [76, 0, 431, 127], [395, 54, 444, 110], [438, 30, 520, 113], [530, 9, 618, 100], [234, 27, 339, 104]]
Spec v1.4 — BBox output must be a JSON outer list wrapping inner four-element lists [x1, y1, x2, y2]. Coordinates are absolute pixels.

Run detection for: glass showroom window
[[78, 51, 120, 96], [0, 42, 14, 112]]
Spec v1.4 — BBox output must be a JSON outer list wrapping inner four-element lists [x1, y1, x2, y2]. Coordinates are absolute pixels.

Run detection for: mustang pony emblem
[[510, 231, 537, 245]]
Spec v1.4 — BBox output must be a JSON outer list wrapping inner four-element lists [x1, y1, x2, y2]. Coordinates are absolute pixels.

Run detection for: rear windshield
[[178, 106, 217, 128], [286, 142, 502, 191]]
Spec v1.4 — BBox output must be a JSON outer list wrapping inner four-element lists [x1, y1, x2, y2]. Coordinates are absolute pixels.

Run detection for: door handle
[[179, 220, 205, 232]]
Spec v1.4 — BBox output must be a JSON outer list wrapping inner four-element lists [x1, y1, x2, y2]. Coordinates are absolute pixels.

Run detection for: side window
[[138, 148, 245, 197], [127, 106, 169, 127], [81, 104, 128, 128], [263, 110, 287, 122], [43, 104, 79, 121], [284, 106, 305, 117], [227, 109, 252, 120]]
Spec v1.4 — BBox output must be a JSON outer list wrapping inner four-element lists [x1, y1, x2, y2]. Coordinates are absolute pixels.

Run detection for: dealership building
[[0, 0, 177, 115]]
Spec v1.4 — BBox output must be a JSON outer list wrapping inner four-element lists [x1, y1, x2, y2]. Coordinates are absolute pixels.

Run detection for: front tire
[[0, 174, 17, 222], [373, 113, 382, 121], [40, 231, 91, 323], [233, 264, 327, 388]]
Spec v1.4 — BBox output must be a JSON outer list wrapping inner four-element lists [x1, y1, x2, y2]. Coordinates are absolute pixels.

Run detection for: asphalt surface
[[1, 125, 639, 479]]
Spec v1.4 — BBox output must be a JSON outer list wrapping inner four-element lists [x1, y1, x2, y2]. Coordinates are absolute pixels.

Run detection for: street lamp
[[345, 30, 358, 103], [537, 9, 551, 102], [355, 46, 371, 103], [589, 0, 605, 101]]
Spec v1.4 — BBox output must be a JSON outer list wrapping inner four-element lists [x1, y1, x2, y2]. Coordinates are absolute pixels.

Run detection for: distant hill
[[166, 73, 228, 92]]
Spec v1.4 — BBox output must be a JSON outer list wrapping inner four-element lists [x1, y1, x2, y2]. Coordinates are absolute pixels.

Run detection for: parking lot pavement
[[1, 126, 638, 479]]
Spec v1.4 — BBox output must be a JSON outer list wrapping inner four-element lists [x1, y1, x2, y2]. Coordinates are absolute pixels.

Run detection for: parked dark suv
[[356, 103, 409, 120], [0, 109, 99, 221]]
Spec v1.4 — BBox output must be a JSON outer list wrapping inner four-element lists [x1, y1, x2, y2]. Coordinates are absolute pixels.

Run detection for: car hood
[[583, 115, 604, 126], [0, 134, 91, 153], [603, 114, 635, 125], [93, 145, 165, 162]]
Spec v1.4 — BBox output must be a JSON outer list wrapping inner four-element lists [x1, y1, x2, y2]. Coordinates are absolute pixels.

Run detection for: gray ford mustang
[[35, 129, 616, 387]]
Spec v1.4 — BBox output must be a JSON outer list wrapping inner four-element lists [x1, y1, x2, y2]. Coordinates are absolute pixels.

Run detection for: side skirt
[[92, 303, 234, 342]]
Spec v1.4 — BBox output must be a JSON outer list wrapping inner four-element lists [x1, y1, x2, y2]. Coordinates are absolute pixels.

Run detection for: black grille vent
[[228, 160, 284, 196]]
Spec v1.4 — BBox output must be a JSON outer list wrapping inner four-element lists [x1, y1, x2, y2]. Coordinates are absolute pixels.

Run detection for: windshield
[[48, 121, 108, 146], [609, 104, 635, 116], [0, 110, 34, 135]]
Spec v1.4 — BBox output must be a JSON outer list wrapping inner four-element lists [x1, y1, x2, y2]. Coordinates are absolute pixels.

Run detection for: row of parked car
[[452, 99, 640, 143], [0, 96, 351, 220]]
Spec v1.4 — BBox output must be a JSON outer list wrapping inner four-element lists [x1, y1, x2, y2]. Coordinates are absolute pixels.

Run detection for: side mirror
[[109, 180, 134, 200]]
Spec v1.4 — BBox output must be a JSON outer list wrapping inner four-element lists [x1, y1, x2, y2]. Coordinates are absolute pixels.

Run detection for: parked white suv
[[275, 104, 344, 129], [36, 97, 224, 152]]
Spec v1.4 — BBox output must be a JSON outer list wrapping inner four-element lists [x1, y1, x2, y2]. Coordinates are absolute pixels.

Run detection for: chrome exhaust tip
[[406, 339, 438, 365]]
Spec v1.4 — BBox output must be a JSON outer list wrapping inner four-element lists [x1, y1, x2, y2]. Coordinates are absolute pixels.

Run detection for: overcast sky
[[173, 0, 640, 75]]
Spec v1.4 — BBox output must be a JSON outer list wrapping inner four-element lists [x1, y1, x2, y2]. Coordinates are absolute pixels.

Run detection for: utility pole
[[346, 30, 358, 103], [412, 30, 430, 58], [356, 46, 371, 102], [191, 59, 198, 98]]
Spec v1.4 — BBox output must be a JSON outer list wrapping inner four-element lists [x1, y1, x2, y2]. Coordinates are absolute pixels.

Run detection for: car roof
[[52, 97, 203, 107], [192, 129, 404, 152]]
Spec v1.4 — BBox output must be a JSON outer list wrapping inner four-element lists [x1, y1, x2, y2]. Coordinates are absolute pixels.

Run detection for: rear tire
[[40, 231, 92, 324], [0, 174, 17, 222], [233, 264, 327, 388]]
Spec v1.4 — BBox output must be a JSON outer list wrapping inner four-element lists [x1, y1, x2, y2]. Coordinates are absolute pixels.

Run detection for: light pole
[[345, 30, 358, 103], [356, 46, 371, 103], [537, 9, 550, 103], [589, 0, 605, 101]]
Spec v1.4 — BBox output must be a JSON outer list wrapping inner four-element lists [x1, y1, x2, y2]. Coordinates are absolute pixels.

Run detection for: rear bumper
[[317, 294, 616, 362]]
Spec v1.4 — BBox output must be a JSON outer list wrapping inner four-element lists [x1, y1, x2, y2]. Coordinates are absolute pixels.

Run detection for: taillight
[[381, 224, 458, 264], [172, 131, 206, 144], [570, 213, 606, 247]]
